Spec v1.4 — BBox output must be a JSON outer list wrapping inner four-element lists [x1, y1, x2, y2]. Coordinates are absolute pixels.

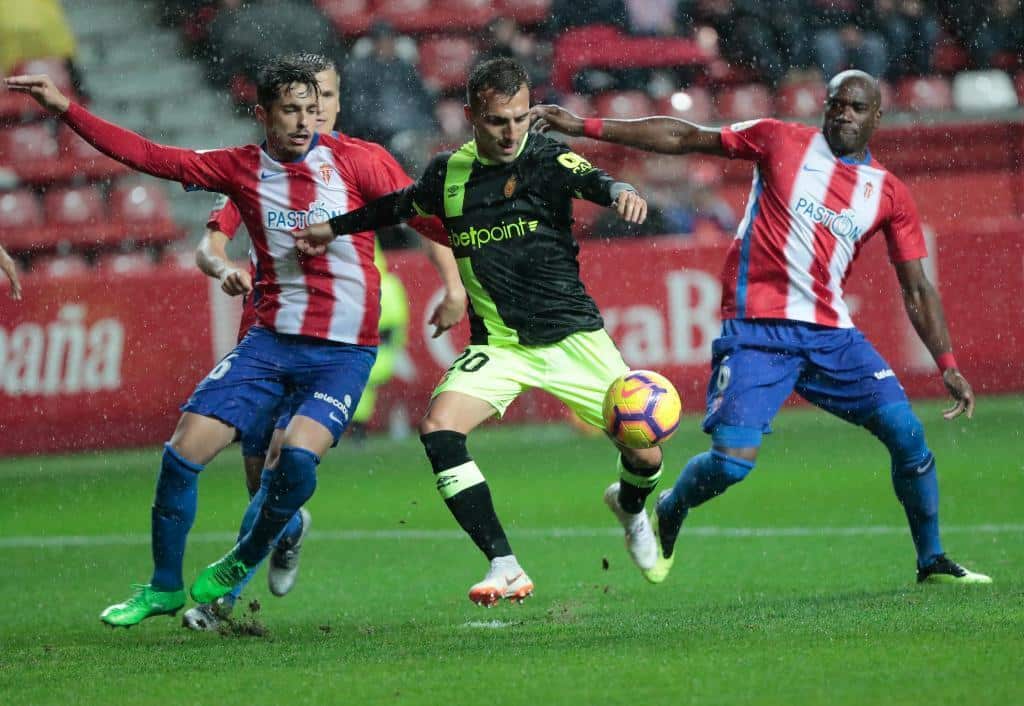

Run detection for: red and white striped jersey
[[202, 131, 448, 344], [718, 118, 927, 328], [63, 103, 426, 346]]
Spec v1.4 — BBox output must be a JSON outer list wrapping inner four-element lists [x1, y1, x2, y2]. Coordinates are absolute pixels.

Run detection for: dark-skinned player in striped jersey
[[296, 57, 662, 606]]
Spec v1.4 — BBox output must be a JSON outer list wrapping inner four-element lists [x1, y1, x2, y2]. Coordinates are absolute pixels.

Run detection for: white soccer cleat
[[468, 558, 534, 607], [181, 600, 230, 632], [268, 507, 311, 597], [604, 482, 658, 572]]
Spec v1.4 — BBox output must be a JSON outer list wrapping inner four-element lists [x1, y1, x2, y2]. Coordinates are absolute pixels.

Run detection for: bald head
[[822, 70, 883, 160], [827, 70, 882, 110]]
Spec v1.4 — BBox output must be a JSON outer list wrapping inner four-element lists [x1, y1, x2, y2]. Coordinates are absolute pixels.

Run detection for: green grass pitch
[[1, 396, 1022, 705]]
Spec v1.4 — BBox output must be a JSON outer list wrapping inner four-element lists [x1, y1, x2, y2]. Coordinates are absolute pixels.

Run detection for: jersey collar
[[837, 148, 872, 166]]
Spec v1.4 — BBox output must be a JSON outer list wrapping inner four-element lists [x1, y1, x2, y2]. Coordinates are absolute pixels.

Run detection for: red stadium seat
[[42, 185, 120, 247], [97, 252, 157, 274], [497, 0, 551, 26], [0, 124, 70, 184], [11, 58, 75, 95], [716, 84, 773, 122], [774, 81, 826, 118], [1015, 72, 1024, 104], [418, 36, 478, 93], [652, 87, 714, 123], [435, 98, 469, 141], [931, 36, 969, 74], [0, 189, 45, 253], [375, 0, 496, 34], [33, 254, 92, 277], [317, 0, 374, 36], [894, 76, 953, 112], [108, 181, 182, 244], [559, 93, 594, 118], [593, 91, 654, 120]]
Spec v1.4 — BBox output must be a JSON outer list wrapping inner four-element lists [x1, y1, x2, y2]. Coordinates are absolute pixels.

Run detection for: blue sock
[[865, 402, 944, 567], [225, 469, 305, 604], [150, 444, 202, 591], [236, 447, 318, 566]]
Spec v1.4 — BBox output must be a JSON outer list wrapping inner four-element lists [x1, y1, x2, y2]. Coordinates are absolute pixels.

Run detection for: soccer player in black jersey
[[296, 57, 663, 605]]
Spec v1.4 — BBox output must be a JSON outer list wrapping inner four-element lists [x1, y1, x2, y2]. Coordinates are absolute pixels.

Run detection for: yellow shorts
[[432, 328, 628, 429]]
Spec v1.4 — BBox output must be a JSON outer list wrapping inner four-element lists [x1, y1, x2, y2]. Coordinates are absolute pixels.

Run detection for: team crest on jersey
[[319, 164, 334, 184], [864, 182, 874, 199], [503, 175, 517, 198]]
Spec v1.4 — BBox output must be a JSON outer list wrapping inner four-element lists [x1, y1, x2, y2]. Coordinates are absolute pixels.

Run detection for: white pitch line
[[1, 523, 1022, 549]]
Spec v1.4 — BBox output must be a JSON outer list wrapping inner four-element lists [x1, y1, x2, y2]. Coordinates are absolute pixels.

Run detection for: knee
[[709, 450, 756, 484], [621, 445, 662, 470], [419, 429, 470, 472], [865, 402, 930, 471], [277, 446, 319, 500]]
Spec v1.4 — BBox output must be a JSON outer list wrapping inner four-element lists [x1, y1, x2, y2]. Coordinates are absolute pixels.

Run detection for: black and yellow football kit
[[327, 132, 632, 346]]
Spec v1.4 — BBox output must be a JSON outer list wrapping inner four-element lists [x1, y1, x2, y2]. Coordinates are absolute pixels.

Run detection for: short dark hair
[[281, 52, 338, 75], [466, 57, 530, 107], [255, 57, 320, 109]]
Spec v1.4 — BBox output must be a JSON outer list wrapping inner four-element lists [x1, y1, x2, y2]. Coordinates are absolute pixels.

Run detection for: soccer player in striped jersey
[[6, 56, 465, 627], [531, 70, 991, 586], [182, 54, 465, 631]]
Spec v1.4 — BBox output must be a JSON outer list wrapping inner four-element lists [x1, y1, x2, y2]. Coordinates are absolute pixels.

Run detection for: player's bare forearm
[[532, 105, 726, 156], [0, 244, 22, 300], [195, 230, 231, 280], [897, 261, 953, 362], [197, 229, 251, 296], [896, 259, 974, 418], [420, 237, 467, 337]]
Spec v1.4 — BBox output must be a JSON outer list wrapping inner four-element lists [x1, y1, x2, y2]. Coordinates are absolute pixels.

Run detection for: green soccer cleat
[[100, 583, 186, 627], [642, 501, 676, 585], [190, 546, 253, 604], [917, 555, 992, 585]]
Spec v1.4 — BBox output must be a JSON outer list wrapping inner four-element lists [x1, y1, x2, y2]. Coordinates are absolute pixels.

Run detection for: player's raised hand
[[529, 105, 583, 136], [3, 75, 71, 114], [220, 267, 252, 297], [941, 368, 975, 420], [615, 190, 648, 224], [0, 244, 22, 300], [428, 287, 467, 338]]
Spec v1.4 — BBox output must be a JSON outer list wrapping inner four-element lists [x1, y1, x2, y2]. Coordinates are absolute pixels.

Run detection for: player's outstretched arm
[[531, 104, 727, 156], [196, 229, 251, 296], [5, 74, 229, 191], [0, 243, 22, 300], [894, 259, 975, 420], [294, 188, 413, 254]]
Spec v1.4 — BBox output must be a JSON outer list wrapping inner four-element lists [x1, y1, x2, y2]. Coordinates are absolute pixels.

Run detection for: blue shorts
[[237, 391, 295, 458], [703, 319, 908, 435], [183, 326, 376, 448]]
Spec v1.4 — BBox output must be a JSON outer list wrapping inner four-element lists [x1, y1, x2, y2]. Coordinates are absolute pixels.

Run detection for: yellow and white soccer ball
[[602, 370, 682, 449]]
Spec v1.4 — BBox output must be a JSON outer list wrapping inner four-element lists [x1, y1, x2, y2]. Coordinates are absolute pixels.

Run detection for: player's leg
[[541, 330, 664, 572], [420, 344, 534, 606], [651, 323, 803, 583], [101, 329, 293, 627], [797, 328, 990, 584], [190, 342, 376, 603]]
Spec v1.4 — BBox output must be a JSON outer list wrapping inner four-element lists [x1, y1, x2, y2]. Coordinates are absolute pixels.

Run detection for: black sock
[[421, 431, 512, 559], [617, 454, 662, 514]]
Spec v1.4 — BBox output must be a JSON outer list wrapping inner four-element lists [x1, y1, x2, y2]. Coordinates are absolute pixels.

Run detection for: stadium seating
[[0, 123, 62, 184], [951, 70, 1019, 112], [653, 88, 715, 124], [316, 0, 374, 36], [0, 188, 45, 253], [716, 84, 773, 121], [894, 76, 954, 112], [593, 91, 654, 120], [417, 36, 479, 93], [56, 123, 131, 182], [108, 181, 182, 244], [774, 81, 827, 119], [32, 253, 91, 277], [42, 185, 113, 247], [497, 0, 551, 26], [96, 251, 157, 273]]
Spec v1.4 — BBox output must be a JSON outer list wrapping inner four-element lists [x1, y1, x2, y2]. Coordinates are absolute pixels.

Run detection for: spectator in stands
[[0, 0, 75, 73], [946, 0, 1023, 69], [340, 21, 437, 151], [677, 0, 812, 87], [205, 0, 340, 86], [625, 0, 680, 36], [862, 1, 940, 79], [805, 0, 889, 79], [0, 242, 21, 300], [477, 17, 552, 96], [545, 0, 629, 37]]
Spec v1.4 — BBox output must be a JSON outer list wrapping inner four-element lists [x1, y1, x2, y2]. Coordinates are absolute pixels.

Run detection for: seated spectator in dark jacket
[[804, 0, 889, 79], [862, 0, 940, 79], [340, 21, 437, 147]]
